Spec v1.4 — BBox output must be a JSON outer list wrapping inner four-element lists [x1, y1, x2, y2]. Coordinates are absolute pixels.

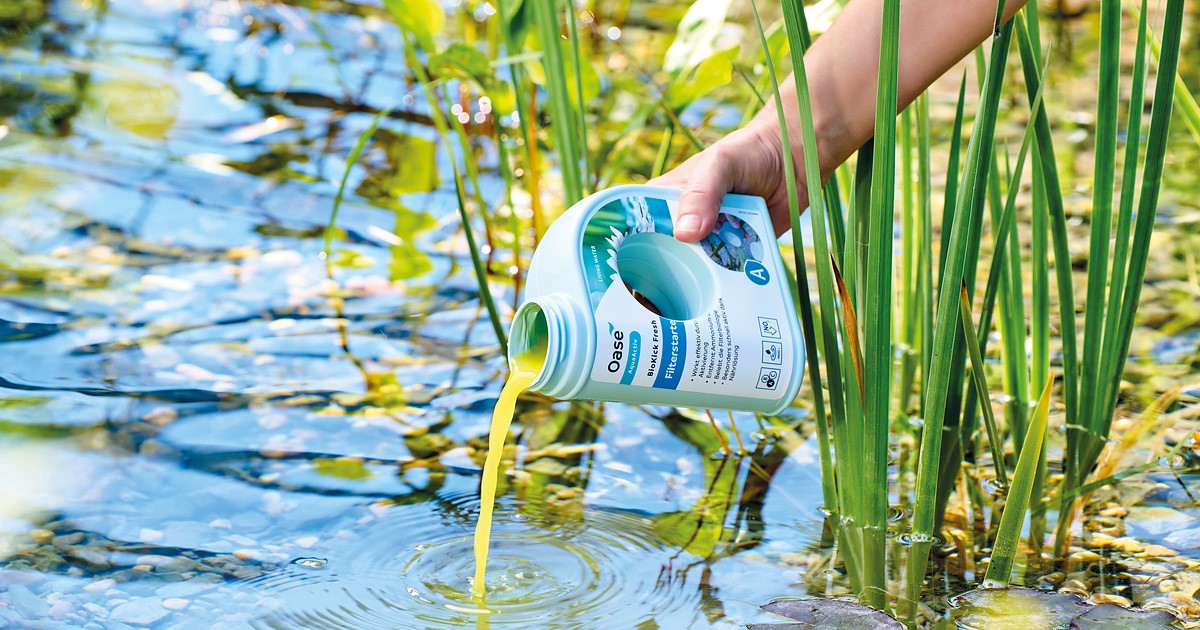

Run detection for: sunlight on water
[[0, 441, 88, 556]]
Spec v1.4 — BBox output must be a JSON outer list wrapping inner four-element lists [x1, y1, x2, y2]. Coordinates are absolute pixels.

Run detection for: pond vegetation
[[0, 0, 1198, 627]]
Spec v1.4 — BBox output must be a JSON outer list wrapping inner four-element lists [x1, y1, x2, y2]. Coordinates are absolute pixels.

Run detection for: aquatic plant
[[734, 0, 1189, 613]]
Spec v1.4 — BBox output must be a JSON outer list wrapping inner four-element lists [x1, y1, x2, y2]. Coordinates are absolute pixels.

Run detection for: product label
[[582, 193, 795, 401]]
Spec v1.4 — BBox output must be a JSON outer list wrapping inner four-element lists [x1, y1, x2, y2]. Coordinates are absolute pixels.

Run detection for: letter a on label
[[745, 260, 769, 286]]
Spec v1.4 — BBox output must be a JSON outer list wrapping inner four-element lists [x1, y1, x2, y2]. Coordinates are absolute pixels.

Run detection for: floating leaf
[[313, 457, 373, 481], [1069, 603, 1177, 629], [749, 598, 903, 629], [331, 249, 374, 269], [950, 588, 1091, 630], [388, 242, 432, 281], [950, 588, 1177, 630], [90, 78, 178, 139]]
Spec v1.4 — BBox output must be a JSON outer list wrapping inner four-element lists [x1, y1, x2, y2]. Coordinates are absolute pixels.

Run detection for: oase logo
[[606, 322, 625, 373]]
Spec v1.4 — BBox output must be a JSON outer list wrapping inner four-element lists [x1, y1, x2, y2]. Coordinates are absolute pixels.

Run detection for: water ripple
[[237, 491, 702, 628]]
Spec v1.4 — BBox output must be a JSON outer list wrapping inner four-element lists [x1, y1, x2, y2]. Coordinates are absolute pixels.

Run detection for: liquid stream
[[471, 352, 541, 602]]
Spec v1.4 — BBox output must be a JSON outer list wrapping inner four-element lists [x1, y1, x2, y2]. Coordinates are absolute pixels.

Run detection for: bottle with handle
[[508, 185, 805, 415]]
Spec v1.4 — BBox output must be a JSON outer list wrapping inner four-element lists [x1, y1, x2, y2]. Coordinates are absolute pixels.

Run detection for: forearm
[[751, 0, 1031, 181]]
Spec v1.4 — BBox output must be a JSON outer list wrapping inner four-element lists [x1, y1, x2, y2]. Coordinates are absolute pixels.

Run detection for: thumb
[[671, 147, 738, 243]]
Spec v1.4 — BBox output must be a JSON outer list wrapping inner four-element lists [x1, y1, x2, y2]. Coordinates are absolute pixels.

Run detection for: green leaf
[[389, 242, 433, 280], [429, 43, 491, 84], [499, 0, 530, 45], [355, 129, 440, 197], [983, 378, 1051, 586], [313, 457, 374, 480], [332, 249, 374, 269], [567, 53, 601, 108], [663, 0, 734, 75], [665, 49, 735, 110], [959, 282, 1007, 488], [383, 0, 445, 51]]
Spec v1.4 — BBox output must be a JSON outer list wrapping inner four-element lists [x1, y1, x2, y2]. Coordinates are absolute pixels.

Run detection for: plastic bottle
[[507, 185, 805, 414]]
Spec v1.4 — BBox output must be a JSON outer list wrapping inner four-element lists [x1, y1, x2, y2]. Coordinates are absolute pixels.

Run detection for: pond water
[[0, 0, 1198, 628]]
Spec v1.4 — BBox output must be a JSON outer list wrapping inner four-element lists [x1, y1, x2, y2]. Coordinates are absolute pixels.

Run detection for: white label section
[[588, 209, 795, 400]]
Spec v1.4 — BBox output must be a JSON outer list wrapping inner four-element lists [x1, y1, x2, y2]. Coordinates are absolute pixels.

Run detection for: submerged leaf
[[313, 457, 373, 481], [951, 588, 1177, 630], [1069, 603, 1177, 629], [951, 588, 1091, 630], [753, 598, 902, 629], [331, 249, 375, 269], [355, 128, 439, 198]]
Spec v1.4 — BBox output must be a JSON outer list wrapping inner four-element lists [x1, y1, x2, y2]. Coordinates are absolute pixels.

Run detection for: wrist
[[746, 85, 848, 187]]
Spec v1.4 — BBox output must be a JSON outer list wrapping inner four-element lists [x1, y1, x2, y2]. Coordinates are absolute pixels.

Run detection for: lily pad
[[747, 598, 903, 630], [1068, 603, 1177, 629], [950, 588, 1092, 630]]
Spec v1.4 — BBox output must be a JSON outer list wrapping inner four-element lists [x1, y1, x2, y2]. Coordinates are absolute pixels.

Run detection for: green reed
[[1050, 0, 1184, 554], [530, 0, 587, 205], [983, 377, 1050, 586]]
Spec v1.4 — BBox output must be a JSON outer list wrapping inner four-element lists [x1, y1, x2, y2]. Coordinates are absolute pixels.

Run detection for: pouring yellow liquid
[[471, 349, 543, 601]]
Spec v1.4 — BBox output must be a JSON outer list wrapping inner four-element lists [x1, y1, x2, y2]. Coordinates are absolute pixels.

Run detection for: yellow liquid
[[471, 353, 542, 601]]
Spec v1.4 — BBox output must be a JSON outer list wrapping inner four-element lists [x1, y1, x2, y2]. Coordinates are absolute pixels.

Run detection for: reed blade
[[530, 0, 585, 204], [959, 282, 1008, 487], [983, 377, 1052, 587], [939, 74, 968, 280], [1076, 0, 1122, 485], [776, 0, 856, 529], [324, 108, 393, 258], [911, 12, 1014, 584], [1094, 0, 1148, 450], [1014, 19, 1080, 548]]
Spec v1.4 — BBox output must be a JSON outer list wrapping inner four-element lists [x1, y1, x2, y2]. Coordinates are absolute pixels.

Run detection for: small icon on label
[[762, 341, 783, 365], [757, 367, 780, 390], [745, 260, 770, 285], [758, 317, 780, 339]]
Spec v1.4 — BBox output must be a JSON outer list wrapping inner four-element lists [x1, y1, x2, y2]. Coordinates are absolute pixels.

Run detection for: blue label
[[620, 331, 641, 385], [745, 260, 770, 286], [652, 318, 687, 390]]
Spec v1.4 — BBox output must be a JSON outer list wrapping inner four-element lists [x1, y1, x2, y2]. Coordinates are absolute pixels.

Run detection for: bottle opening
[[509, 301, 550, 377], [616, 232, 716, 321]]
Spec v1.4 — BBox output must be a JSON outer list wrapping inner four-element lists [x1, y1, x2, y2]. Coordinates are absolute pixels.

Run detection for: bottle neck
[[508, 293, 590, 398]]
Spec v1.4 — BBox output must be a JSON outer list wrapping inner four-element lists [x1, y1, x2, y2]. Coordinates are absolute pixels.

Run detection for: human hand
[[648, 119, 807, 242]]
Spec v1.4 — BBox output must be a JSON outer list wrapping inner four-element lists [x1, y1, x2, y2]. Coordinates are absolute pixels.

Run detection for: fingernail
[[676, 214, 702, 235]]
